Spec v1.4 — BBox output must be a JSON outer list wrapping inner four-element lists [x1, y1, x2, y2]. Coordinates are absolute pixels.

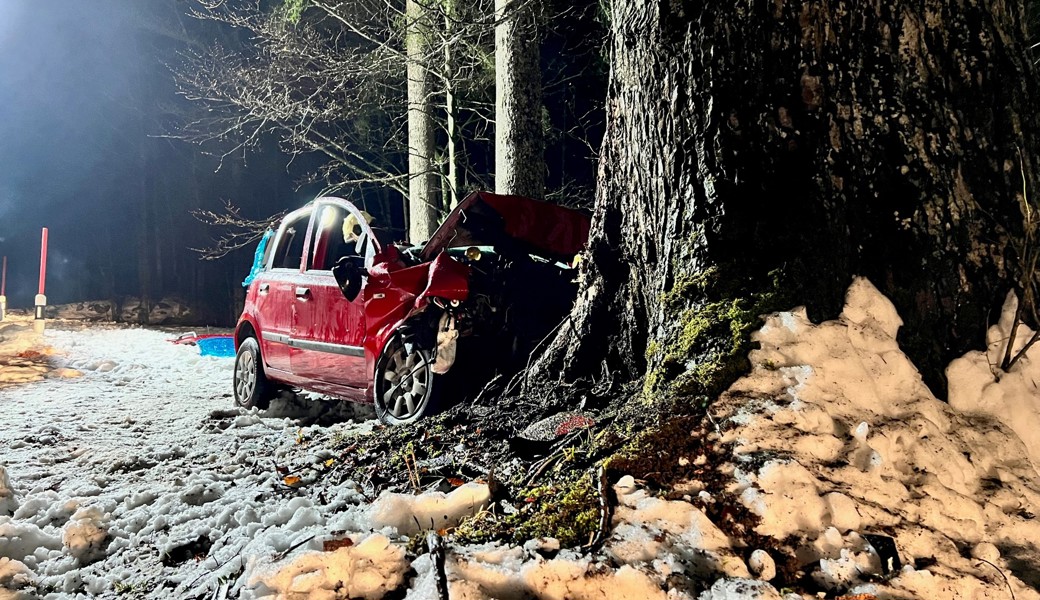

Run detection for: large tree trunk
[[495, 0, 544, 198], [537, 0, 1040, 400], [407, 0, 440, 243]]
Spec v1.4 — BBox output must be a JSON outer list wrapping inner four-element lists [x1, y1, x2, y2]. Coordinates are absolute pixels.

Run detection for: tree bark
[[495, 0, 545, 198], [536, 0, 1040, 400], [407, 0, 441, 243]]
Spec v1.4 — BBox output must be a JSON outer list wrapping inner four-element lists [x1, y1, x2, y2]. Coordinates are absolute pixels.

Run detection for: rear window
[[271, 212, 311, 270]]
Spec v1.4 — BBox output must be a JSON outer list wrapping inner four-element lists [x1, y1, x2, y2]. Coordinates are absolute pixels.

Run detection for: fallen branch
[[586, 464, 613, 549], [209, 580, 229, 600], [273, 534, 316, 561], [520, 429, 586, 487], [976, 558, 1016, 600], [405, 448, 421, 492], [522, 453, 564, 488], [427, 531, 449, 600], [471, 374, 505, 405], [1004, 329, 1040, 373]]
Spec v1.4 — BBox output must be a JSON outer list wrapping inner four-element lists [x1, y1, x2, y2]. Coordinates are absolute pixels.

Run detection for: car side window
[[311, 204, 374, 271], [272, 212, 310, 270]]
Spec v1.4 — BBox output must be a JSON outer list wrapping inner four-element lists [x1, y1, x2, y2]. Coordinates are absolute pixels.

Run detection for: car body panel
[[290, 271, 368, 391], [252, 273, 296, 374], [249, 204, 314, 373], [360, 249, 474, 378]]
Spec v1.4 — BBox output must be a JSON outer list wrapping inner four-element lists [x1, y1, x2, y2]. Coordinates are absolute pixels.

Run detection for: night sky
[[1, 1, 130, 304], [0, 1, 317, 322]]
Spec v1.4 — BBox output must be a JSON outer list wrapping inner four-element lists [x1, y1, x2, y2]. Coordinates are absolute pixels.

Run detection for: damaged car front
[[351, 191, 591, 425]]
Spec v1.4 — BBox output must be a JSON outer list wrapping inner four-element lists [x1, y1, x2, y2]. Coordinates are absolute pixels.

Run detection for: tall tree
[[442, 0, 463, 209], [535, 0, 1039, 401], [406, 0, 441, 241], [495, 0, 545, 198]]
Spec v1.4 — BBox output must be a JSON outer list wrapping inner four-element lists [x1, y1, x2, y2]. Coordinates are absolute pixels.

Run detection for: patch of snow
[[249, 533, 407, 599], [62, 506, 109, 564]]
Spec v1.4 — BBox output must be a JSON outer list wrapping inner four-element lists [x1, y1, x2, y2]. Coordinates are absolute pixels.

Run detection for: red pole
[[1, 255, 6, 296], [39, 228, 48, 295], [34, 228, 48, 325]]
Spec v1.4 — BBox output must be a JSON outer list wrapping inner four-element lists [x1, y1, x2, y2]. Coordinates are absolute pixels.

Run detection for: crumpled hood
[[420, 192, 591, 263]]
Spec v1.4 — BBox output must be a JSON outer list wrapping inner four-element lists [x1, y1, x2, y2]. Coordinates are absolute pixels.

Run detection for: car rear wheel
[[234, 337, 274, 410], [374, 334, 437, 425]]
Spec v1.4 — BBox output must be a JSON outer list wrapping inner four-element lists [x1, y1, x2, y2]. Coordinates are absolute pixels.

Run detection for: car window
[[310, 204, 374, 271], [271, 212, 311, 270]]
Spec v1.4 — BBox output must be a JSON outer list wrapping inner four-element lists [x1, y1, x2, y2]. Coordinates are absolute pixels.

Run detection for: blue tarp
[[243, 229, 274, 287], [197, 336, 236, 357]]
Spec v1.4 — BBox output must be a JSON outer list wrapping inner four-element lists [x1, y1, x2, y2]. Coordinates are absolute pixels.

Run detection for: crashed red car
[[232, 191, 591, 425]]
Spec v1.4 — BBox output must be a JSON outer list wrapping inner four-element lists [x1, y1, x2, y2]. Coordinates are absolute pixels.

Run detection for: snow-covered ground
[[0, 278, 1038, 599]]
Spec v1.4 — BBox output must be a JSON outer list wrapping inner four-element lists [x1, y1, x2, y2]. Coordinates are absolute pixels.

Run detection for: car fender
[[363, 252, 472, 394], [234, 315, 268, 371], [416, 252, 470, 306], [234, 315, 258, 348]]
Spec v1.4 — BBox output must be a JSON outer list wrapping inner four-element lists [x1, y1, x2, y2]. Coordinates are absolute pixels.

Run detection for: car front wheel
[[373, 334, 437, 425], [233, 337, 274, 410]]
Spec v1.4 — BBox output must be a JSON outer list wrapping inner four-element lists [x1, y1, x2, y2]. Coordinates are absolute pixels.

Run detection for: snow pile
[[948, 290, 1040, 470], [0, 556, 35, 596], [0, 467, 17, 516], [605, 476, 749, 579], [450, 549, 668, 600], [62, 506, 110, 564], [250, 533, 407, 599], [367, 482, 491, 535], [241, 484, 493, 599], [720, 277, 1040, 598]]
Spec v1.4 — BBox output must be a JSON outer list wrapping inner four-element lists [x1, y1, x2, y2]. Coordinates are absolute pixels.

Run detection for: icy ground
[[0, 277, 1039, 599]]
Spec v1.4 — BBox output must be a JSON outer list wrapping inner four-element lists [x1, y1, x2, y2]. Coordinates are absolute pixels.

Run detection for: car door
[[290, 199, 376, 389], [255, 207, 312, 376]]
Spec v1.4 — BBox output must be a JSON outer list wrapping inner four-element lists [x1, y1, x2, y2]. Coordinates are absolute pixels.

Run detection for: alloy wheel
[[378, 337, 433, 421], [235, 349, 257, 403]]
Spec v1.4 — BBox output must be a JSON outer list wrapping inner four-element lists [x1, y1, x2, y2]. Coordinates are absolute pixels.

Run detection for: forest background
[[0, 0, 604, 325]]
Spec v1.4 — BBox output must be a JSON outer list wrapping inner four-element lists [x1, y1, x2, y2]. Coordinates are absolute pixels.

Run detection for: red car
[[232, 191, 591, 425]]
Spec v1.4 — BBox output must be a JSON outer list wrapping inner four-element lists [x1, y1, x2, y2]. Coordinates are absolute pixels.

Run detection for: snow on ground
[[0, 324, 386, 599], [1, 277, 1039, 599]]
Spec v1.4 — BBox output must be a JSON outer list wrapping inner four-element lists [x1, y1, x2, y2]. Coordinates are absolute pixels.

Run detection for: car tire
[[233, 337, 274, 410], [373, 334, 438, 425]]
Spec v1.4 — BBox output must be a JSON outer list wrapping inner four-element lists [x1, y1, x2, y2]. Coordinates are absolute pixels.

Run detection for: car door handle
[[295, 287, 311, 299], [259, 283, 270, 294]]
